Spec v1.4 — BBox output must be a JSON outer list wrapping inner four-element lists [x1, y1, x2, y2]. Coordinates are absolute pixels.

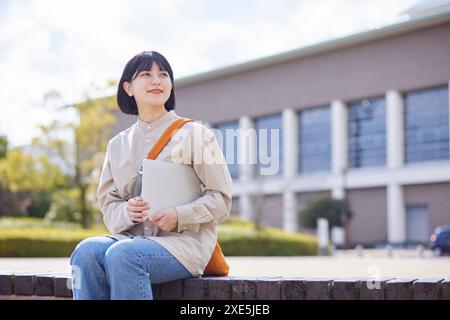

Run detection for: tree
[[32, 82, 117, 228], [299, 196, 352, 231], [0, 135, 8, 159], [0, 147, 67, 216], [0, 148, 67, 193]]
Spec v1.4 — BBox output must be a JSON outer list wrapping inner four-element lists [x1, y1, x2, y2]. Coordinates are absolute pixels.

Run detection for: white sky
[[0, 0, 419, 148]]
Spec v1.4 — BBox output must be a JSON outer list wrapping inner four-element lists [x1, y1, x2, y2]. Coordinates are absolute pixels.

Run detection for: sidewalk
[[1, 250, 449, 278]]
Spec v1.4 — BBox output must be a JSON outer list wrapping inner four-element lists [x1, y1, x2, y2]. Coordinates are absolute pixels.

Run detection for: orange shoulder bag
[[146, 117, 229, 277]]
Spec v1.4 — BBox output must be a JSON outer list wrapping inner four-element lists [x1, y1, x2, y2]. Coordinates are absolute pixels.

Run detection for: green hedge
[[0, 239, 91, 257], [0, 217, 318, 257], [0, 227, 108, 257], [218, 217, 317, 256]]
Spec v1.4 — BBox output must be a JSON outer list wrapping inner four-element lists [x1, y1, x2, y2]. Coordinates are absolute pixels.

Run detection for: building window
[[348, 97, 386, 168], [404, 86, 449, 163], [214, 121, 240, 179], [254, 114, 283, 176], [299, 106, 331, 173]]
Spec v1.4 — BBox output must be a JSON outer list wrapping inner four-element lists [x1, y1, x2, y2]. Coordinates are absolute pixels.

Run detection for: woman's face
[[124, 62, 173, 109]]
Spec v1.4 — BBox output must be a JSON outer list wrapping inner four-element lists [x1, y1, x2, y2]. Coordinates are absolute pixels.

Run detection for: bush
[[219, 217, 317, 256], [299, 196, 352, 231], [26, 191, 52, 218], [0, 217, 318, 257], [0, 216, 86, 229], [0, 217, 106, 257], [0, 227, 107, 257], [0, 183, 30, 217], [44, 188, 82, 223]]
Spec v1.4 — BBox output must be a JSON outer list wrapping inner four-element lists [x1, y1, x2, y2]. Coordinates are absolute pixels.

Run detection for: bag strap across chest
[[146, 117, 194, 160]]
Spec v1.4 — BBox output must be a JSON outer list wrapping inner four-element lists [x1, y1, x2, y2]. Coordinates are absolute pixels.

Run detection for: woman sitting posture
[[70, 51, 232, 300]]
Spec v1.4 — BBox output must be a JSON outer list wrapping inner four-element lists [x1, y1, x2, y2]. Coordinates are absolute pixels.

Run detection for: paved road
[[1, 249, 449, 278]]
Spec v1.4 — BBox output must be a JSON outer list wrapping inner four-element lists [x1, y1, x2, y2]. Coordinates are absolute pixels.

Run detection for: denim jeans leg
[[70, 236, 117, 300], [104, 237, 193, 300]]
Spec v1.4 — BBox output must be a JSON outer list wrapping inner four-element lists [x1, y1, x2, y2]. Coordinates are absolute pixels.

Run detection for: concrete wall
[[175, 22, 450, 124], [255, 194, 284, 229], [230, 196, 240, 216], [347, 187, 388, 246], [404, 182, 450, 235], [113, 21, 450, 139]]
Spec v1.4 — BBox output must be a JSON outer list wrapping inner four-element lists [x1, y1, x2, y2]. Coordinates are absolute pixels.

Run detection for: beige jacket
[[96, 110, 232, 277]]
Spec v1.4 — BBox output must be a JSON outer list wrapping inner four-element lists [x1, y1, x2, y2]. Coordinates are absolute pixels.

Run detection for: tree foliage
[[0, 148, 67, 193], [299, 196, 352, 230], [0, 135, 8, 159], [0, 147, 67, 216], [32, 83, 117, 228]]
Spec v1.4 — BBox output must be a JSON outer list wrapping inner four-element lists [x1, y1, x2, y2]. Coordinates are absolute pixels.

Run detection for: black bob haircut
[[117, 51, 176, 115]]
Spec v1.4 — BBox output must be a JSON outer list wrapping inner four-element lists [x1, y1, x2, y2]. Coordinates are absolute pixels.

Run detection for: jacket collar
[[136, 110, 178, 133]]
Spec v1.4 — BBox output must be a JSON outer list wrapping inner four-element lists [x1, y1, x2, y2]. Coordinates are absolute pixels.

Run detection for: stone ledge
[[0, 273, 448, 300]]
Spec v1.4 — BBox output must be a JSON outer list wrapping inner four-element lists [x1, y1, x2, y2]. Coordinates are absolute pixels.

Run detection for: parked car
[[429, 226, 450, 256]]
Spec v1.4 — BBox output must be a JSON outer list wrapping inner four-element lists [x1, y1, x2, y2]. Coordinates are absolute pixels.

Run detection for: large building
[[114, 3, 450, 246]]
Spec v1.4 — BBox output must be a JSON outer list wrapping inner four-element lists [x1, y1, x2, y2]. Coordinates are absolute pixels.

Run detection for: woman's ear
[[123, 81, 133, 97]]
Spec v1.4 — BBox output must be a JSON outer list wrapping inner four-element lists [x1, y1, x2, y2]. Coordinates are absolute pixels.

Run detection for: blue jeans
[[69, 235, 193, 300]]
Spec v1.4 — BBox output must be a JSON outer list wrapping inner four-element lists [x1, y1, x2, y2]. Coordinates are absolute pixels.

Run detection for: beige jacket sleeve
[[174, 126, 233, 234], [97, 141, 138, 234]]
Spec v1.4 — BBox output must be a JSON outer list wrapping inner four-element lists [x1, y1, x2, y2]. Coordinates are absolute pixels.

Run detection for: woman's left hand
[[149, 207, 178, 232]]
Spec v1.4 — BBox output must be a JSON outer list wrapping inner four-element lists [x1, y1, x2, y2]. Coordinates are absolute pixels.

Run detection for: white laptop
[[141, 159, 202, 216]]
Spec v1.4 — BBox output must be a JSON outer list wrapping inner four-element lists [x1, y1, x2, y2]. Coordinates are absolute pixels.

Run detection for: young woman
[[70, 51, 232, 300]]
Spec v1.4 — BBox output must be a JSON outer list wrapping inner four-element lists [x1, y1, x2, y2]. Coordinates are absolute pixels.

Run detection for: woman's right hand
[[126, 196, 151, 223]]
